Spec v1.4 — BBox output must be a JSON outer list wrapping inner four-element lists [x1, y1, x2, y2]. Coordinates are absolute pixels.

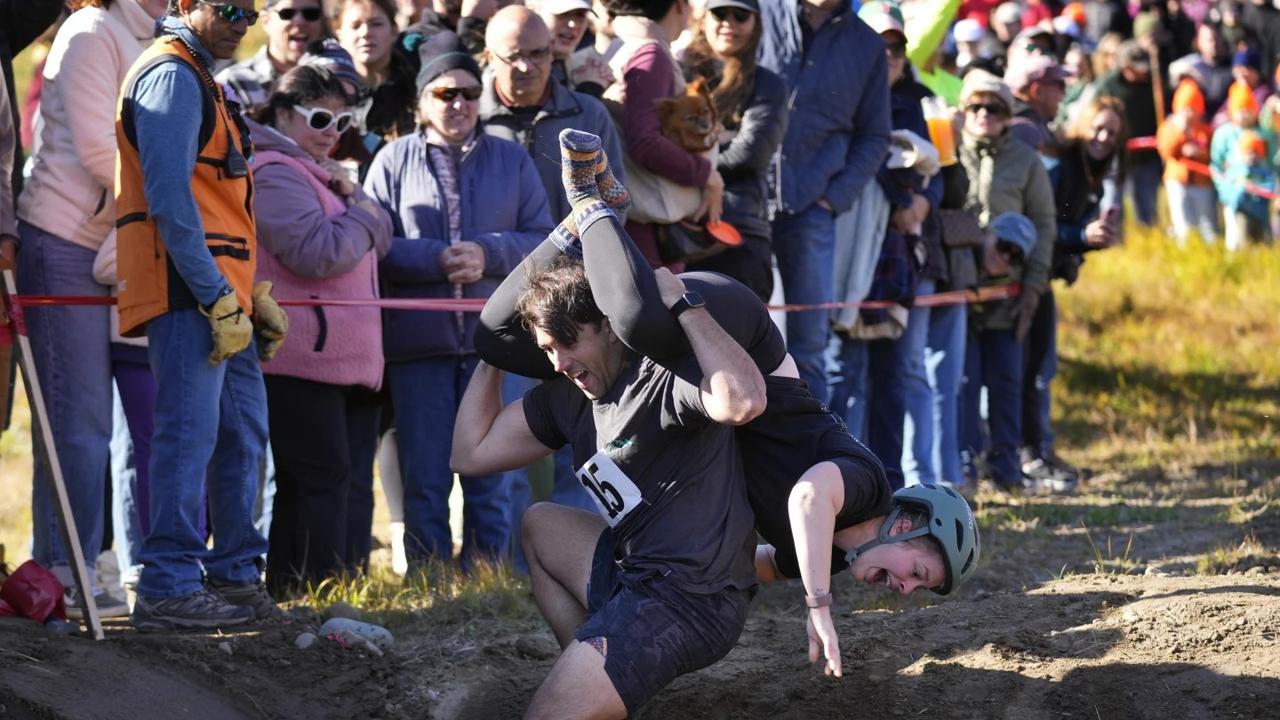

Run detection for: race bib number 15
[[577, 450, 644, 527]]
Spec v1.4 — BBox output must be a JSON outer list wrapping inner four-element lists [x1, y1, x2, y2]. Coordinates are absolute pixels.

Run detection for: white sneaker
[[390, 521, 408, 577], [64, 587, 131, 620]]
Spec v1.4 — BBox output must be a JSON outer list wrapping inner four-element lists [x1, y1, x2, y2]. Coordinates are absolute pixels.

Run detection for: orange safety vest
[[114, 34, 256, 338]]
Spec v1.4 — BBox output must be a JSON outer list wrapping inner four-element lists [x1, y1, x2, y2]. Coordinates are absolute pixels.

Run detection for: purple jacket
[[249, 119, 394, 389]]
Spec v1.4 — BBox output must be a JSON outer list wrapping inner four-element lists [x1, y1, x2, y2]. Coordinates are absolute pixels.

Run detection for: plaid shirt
[[215, 46, 277, 108]]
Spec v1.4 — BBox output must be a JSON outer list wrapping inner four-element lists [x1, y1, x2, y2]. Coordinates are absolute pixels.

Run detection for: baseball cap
[[538, 0, 595, 15], [858, 1, 906, 36], [1118, 41, 1151, 72], [705, 0, 759, 13], [993, 2, 1022, 27], [1004, 53, 1069, 92], [990, 213, 1036, 258], [953, 18, 986, 44]]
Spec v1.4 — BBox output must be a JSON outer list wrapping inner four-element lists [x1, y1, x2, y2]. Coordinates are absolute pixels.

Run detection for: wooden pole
[[1, 269, 104, 640]]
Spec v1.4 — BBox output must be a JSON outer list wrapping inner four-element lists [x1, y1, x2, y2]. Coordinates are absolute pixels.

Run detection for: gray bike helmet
[[843, 483, 981, 595]]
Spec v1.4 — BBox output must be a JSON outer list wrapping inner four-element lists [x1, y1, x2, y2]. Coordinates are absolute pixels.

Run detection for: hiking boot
[[206, 577, 284, 622], [64, 587, 130, 620], [131, 589, 255, 632]]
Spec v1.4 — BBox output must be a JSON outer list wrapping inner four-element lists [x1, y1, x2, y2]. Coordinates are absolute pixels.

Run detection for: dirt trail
[[2, 468, 1279, 719]]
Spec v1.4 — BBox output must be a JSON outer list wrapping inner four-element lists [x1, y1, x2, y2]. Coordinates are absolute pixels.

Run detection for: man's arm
[[654, 268, 765, 425], [451, 361, 555, 476], [132, 63, 227, 306]]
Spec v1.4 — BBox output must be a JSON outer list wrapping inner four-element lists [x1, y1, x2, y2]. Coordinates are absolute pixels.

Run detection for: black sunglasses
[[966, 102, 1008, 117], [431, 86, 483, 102], [200, 0, 259, 25], [710, 7, 753, 23], [275, 6, 324, 22]]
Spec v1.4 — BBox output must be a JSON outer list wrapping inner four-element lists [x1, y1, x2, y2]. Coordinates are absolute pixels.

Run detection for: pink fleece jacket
[[252, 148, 389, 390]]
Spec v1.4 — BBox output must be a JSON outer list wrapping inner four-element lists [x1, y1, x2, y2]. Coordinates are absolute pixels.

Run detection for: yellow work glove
[[252, 281, 289, 361], [199, 289, 252, 364]]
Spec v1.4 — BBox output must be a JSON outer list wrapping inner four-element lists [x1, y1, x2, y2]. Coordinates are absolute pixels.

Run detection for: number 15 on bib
[[576, 450, 644, 528]]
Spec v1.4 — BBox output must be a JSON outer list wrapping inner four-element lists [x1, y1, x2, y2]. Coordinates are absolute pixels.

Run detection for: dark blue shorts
[[574, 529, 751, 714]]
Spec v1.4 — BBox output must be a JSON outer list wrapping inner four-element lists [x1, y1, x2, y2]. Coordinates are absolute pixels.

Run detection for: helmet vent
[[954, 519, 964, 547], [961, 549, 975, 574]]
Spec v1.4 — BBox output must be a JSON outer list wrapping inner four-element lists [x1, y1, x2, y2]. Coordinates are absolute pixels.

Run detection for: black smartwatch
[[669, 290, 706, 318]]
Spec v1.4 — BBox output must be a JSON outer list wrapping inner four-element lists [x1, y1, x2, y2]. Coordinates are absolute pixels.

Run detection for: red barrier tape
[[1127, 135, 1279, 201], [6, 284, 1022, 314]]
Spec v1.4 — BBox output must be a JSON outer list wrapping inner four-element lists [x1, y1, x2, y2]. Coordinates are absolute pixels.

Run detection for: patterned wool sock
[[593, 149, 631, 216]]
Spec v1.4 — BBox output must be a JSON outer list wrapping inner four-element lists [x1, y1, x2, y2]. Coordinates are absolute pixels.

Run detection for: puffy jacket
[[758, 0, 892, 214], [717, 66, 789, 240], [479, 72, 625, 223], [1157, 115, 1213, 187], [364, 132, 553, 362], [959, 130, 1056, 330]]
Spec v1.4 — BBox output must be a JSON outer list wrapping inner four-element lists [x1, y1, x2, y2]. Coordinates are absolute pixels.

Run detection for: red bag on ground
[[0, 560, 67, 622]]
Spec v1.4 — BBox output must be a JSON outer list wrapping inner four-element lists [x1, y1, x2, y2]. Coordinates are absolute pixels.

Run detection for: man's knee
[[521, 502, 558, 562]]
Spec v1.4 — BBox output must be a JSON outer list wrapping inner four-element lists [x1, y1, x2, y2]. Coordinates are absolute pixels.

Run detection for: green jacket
[[960, 131, 1057, 330]]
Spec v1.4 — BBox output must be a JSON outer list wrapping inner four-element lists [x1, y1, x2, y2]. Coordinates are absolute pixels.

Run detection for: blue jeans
[[826, 333, 868, 439], [138, 309, 269, 598], [921, 303, 966, 485], [960, 326, 1023, 487], [388, 356, 511, 571], [17, 222, 111, 586], [896, 279, 934, 487], [773, 204, 837, 403], [1126, 159, 1162, 227]]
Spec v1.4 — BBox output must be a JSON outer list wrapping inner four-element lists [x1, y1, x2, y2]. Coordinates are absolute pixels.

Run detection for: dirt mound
[[1, 576, 1277, 719]]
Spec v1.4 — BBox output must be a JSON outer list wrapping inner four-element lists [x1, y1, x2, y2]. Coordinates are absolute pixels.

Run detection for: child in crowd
[[1158, 79, 1218, 245], [1212, 82, 1275, 250], [1221, 130, 1276, 248]]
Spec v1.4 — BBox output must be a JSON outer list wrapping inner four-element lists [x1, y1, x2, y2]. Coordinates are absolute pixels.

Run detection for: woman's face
[[338, 1, 396, 74], [964, 92, 1009, 139], [702, 6, 757, 58], [418, 69, 481, 145], [277, 94, 349, 161], [882, 29, 907, 85], [1086, 108, 1123, 161]]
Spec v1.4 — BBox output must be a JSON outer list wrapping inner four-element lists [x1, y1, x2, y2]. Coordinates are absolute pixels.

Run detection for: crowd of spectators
[[1, 0, 1276, 626]]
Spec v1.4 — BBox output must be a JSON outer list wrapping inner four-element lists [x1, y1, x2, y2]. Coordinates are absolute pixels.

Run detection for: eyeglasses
[[430, 86, 483, 103], [490, 46, 553, 67], [275, 6, 324, 22], [885, 40, 907, 59], [293, 105, 355, 133], [966, 102, 1008, 117], [199, 0, 259, 25], [710, 7, 753, 23]]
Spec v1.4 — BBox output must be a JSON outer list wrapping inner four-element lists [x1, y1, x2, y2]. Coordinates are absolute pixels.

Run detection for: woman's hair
[[1093, 32, 1124, 78], [1065, 43, 1094, 84], [1067, 96, 1127, 149], [604, 0, 679, 22], [250, 64, 349, 127], [69, 0, 111, 9], [328, 0, 397, 32], [681, 8, 763, 126]]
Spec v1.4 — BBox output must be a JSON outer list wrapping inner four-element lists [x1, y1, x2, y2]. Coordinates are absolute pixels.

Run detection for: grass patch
[[1194, 533, 1279, 575], [977, 493, 1189, 533], [298, 560, 537, 631], [1054, 225, 1280, 472]]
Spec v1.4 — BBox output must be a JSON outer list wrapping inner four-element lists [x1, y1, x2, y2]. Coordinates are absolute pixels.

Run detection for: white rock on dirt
[[295, 632, 319, 650]]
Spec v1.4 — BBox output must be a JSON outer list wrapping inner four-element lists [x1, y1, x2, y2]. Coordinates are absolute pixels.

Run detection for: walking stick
[[1, 268, 104, 640]]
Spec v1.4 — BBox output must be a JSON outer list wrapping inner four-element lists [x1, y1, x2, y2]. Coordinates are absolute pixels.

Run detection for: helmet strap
[[842, 505, 933, 565]]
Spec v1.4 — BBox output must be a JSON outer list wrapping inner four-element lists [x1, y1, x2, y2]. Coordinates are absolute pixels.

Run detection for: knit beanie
[[1228, 81, 1259, 116], [415, 31, 482, 96], [1172, 79, 1205, 117]]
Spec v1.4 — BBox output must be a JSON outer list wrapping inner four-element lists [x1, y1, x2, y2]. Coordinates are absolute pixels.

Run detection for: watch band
[[670, 291, 706, 318], [804, 592, 834, 609]]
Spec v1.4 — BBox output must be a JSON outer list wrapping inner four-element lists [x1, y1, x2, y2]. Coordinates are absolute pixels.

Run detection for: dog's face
[[657, 77, 718, 153]]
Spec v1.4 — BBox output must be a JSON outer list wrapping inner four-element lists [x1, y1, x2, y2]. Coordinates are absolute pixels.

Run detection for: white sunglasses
[[293, 104, 355, 133]]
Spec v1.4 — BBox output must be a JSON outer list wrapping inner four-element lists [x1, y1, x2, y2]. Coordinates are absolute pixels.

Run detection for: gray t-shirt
[[523, 356, 758, 594]]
